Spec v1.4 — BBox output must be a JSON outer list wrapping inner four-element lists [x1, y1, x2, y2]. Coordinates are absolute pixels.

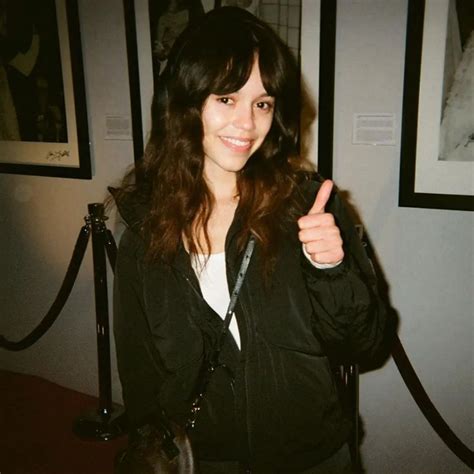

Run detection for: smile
[[220, 136, 253, 151]]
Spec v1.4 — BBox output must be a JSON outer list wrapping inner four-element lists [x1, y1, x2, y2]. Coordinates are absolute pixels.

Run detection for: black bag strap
[[187, 236, 256, 429], [214, 235, 255, 360]]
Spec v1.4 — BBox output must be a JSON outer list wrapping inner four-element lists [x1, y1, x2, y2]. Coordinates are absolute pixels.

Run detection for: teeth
[[222, 137, 251, 147]]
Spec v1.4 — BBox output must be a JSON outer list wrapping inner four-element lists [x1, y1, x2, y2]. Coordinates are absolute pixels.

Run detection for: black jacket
[[113, 178, 389, 471]]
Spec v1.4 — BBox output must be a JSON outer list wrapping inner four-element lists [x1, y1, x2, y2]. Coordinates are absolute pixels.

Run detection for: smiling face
[[201, 58, 275, 186]]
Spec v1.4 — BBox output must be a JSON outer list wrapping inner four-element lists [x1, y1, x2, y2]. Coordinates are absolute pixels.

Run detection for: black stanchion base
[[73, 405, 126, 441]]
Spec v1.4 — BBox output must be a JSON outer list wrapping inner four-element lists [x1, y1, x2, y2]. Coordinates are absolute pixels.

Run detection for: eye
[[216, 97, 234, 105], [256, 100, 274, 111]]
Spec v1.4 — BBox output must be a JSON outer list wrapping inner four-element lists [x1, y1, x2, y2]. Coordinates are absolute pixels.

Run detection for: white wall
[[0, 1, 472, 473]]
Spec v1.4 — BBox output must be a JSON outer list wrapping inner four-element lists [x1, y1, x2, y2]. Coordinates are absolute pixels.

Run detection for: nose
[[232, 103, 255, 131]]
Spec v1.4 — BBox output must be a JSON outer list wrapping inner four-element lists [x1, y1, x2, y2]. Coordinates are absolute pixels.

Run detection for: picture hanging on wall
[[122, 0, 327, 166], [399, 0, 473, 211], [0, 0, 91, 179]]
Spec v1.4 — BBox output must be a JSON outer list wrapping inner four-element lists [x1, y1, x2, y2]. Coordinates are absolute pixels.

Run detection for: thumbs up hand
[[298, 180, 344, 266]]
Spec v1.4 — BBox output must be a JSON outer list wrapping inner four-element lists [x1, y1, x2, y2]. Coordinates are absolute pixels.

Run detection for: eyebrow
[[255, 93, 275, 100], [212, 91, 274, 99]]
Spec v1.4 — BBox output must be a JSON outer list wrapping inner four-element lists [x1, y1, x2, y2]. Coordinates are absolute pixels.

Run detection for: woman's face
[[201, 58, 275, 184]]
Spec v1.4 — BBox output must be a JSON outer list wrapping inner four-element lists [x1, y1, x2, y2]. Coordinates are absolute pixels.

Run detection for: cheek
[[259, 114, 274, 139], [202, 104, 227, 135], [201, 109, 212, 137]]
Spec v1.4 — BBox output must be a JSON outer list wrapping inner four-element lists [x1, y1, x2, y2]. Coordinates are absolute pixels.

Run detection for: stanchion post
[[91, 203, 113, 415], [73, 203, 125, 440]]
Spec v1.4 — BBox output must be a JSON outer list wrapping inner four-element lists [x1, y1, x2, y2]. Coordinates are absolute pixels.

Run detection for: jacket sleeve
[[113, 228, 167, 426], [301, 183, 391, 365]]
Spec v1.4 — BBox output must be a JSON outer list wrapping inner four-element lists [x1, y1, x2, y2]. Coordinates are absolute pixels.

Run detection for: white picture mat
[[300, 0, 321, 167], [134, 0, 154, 145]]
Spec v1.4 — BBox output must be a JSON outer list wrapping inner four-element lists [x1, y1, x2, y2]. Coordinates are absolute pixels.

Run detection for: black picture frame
[[0, 0, 91, 179], [399, 0, 473, 211], [316, 0, 337, 179]]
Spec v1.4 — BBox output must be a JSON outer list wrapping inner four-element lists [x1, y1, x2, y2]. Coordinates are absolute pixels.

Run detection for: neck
[[204, 170, 238, 203]]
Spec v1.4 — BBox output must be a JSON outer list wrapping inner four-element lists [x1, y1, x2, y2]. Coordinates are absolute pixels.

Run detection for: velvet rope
[[0, 225, 90, 351], [391, 335, 474, 468]]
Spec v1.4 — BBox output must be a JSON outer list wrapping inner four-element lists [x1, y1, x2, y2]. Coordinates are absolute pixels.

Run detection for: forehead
[[235, 60, 271, 96], [210, 56, 273, 98]]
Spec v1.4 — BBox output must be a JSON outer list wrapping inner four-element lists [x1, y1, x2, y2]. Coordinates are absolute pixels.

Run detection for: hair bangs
[[208, 49, 256, 96], [257, 39, 298, 99], [171, 30, 258, 108]]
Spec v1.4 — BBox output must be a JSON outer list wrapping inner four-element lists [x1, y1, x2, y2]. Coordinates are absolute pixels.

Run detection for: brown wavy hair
[[115, 6, 313, 269]]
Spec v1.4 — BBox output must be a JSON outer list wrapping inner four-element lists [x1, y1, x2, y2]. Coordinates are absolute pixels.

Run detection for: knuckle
[[299, 230, 308, 242]]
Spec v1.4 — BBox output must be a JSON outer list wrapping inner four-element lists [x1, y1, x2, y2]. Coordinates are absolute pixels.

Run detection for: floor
[[0, 370, 129, 474]]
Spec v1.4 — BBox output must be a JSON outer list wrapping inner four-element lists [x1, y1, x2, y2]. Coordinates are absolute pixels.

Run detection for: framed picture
[[0, 0, 91, 179], [123, 0, 335, 169], [399, 0, 474, 211]]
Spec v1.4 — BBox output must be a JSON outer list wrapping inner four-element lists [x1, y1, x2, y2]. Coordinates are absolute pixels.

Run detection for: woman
[[113, 7, 389, 473]]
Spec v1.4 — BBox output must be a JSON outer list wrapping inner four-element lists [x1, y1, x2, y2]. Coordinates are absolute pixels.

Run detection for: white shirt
[[191, 252, 241, 349]]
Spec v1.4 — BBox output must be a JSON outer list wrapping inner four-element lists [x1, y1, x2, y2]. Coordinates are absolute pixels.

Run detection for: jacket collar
[[170, 205, 246, 288]]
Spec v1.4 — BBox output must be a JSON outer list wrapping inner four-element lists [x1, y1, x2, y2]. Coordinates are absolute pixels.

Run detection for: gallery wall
[[0, 1, 472, 473]]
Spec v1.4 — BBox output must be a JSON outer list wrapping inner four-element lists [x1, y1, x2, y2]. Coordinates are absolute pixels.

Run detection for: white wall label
[[104, 115, 132, 140], [352, 113, 397, 146]]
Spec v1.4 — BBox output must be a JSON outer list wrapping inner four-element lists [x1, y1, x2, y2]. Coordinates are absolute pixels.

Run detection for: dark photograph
[[149, 0, 205, 81], [0, 0, 67, 143], [438, 0, 473, 162]]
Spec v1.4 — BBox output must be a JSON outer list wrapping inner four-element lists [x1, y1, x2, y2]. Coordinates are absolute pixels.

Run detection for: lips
[[220, 136, 254, 152]]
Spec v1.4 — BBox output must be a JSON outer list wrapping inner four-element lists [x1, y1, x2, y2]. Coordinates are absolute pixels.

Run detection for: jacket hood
[[108, 186, 148, 230]]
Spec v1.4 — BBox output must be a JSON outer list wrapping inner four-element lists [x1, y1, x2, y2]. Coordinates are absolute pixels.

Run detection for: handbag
[[115, 237, 256, 474], [115, 413, 196, 474]]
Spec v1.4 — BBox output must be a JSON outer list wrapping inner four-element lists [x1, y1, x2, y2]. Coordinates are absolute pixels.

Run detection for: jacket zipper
[[238, 295, 253, 463], [180, 272, 240, 352], [225, 251, 253, 463]]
